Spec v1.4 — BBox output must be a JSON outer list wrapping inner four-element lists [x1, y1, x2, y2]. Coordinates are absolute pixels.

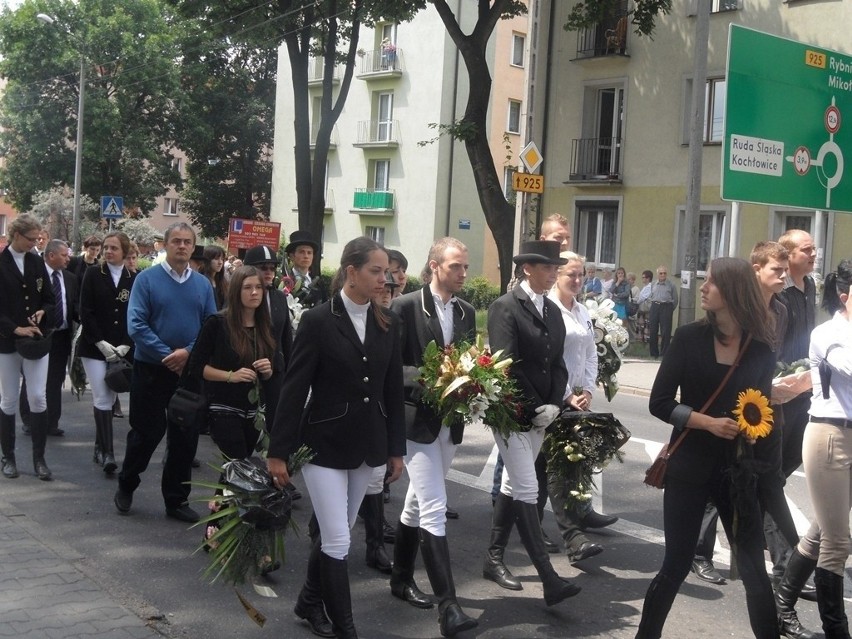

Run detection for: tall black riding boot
[[295, 538, 335, 638], [814, 567, 852, 639], [29, 411, 52, 481], [776, 548, 817, 639], [419, 529, 478, 637], [0, 411, 18, 479], [482, 492, 522, 590], [318, 552, 358, 639], [635, 573, 681, 639], [390, 521, 433, 608], [512, 499, 580, 606], [95, 409, 117, 474], [359, 493, 391, 573]]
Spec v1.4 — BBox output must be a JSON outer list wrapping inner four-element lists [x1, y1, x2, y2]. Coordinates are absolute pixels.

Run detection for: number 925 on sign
[[512, 172, 545, 193]]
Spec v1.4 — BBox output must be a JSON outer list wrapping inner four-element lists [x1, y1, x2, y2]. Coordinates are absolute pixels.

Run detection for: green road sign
[[722, 25, 852, 213]]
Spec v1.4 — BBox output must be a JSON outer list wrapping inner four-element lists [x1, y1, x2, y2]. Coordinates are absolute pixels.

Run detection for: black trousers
[[208, 412, 258, 460], [20, 328, 72, 429], [640, 468, 776, 638], [118, 360, 198, 509], [648, 302, 674, 358]]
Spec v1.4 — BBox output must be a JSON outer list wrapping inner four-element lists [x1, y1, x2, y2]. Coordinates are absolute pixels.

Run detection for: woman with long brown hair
[[266, 237, 405, 639], [188, 266, 278, 461], [198, 245, 228, 310], [636, 257, 778, 638]]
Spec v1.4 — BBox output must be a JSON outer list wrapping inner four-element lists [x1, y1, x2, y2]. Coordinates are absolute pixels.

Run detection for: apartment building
[[270, 5, 529, 281], [529, 0, 852, 281]]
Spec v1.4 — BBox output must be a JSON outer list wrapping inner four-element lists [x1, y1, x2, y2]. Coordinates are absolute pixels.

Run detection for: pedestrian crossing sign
[[101, 196, 124, 219]]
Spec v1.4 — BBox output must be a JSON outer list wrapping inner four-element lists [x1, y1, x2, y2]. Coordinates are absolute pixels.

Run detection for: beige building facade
[[270, 5, 529, 281], [530, 0, 852, 289]]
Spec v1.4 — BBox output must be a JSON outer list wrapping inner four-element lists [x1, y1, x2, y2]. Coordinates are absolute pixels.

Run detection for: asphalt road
[[0, 390, 830, 638]]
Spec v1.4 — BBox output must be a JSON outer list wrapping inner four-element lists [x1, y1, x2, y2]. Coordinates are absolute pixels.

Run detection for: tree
[[0, 0, 182, 215], [170, 0, 423, 266], [563, 0, 672, 38], [28, 186, 100, 241]]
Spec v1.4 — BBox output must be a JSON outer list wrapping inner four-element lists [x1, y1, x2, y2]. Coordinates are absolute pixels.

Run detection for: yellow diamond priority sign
[[519, 141, 543, 173]]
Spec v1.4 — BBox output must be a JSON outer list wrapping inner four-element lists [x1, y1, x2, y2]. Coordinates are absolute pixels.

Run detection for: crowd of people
[[0, 212, 850, 639]]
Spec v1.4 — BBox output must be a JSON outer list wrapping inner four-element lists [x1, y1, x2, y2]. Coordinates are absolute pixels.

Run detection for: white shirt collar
[[161, 259, 192, 284], [520, 279, 545, 316]]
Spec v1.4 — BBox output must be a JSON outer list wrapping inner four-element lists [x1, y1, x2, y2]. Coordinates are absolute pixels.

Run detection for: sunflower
[[732, 388, 774, 439]]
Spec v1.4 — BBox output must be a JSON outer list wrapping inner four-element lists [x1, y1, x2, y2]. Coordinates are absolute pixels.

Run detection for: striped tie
[[52, 271, 63, 328]]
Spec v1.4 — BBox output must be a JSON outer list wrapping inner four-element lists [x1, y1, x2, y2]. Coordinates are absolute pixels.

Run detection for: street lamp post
[[37, 13, 85, 253]]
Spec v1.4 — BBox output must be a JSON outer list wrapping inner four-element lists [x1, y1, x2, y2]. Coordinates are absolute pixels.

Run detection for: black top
[[778, 276, 815, 363], [487, 286, 569, 423], [390, 286, 477, 445], [187, 314, 282, 411], [0, 248, 55, 354], [79, 263, 135, 361], [267, 294, 406, 469], [649, 321, 775, 485]]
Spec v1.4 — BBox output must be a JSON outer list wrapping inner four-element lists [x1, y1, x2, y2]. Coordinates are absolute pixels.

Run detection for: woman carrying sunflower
[[798, 259, 852, 639], [636, 257, 779, 639]]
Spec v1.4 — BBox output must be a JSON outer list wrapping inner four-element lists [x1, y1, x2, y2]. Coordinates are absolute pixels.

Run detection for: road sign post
[[723, 25, 852, 213]]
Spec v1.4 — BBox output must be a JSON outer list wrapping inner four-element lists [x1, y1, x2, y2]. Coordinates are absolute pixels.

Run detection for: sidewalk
[[0, 500, 163, 639], [616, 356, 660, 398]]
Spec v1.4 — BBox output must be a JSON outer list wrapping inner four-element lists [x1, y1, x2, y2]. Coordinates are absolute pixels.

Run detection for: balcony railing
[[307, 57, 340, 85], [353, 120, 400, 147], [352, 189, 395, 213], [575, 2, 629, 59], [309, 124, 339, 149], [357, 48, 404, 78], [568, 137, 623, 182]]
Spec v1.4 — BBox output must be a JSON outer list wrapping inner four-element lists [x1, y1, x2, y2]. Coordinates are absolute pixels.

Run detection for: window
[[684, 77, 726, 144], [366, 226, 385, 244], [164, 197, 179, 216], [572, 84, 624, 179], [576, 203, 619, 266], [376, 92, 394, 141], [0, 215, 6, 237], [379, 23, 397, 47], [371, 159, 390, 191], [675, 207, 728, 275], [171, 156, 184, 176], [503, 166, 516, 200], [511, 33, 525, 67], [507, 100, 521, 134], [711, 0, 739, 12]]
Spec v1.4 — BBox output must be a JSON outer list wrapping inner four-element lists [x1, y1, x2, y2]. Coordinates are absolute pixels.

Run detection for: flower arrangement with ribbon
[[542, 410, 630, 509], [417, 336, 525, 442], [584, 298, 630, 401]]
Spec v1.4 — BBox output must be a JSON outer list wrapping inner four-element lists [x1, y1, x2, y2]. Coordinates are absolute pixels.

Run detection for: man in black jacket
[[388, 237, 478, 637]]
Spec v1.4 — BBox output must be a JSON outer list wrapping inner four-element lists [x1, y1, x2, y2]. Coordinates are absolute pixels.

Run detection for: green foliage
[[136, 257, 152, 271], [458, 275, 501, 310], [563, 0, 672, 37], [26, 187, 100, 242], [115, 218, 160, 247], [0, 0, 183, 213], [417, 120, 479, 147]]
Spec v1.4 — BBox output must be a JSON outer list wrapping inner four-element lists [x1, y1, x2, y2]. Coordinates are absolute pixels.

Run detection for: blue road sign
[[101, 196, 124, 219]]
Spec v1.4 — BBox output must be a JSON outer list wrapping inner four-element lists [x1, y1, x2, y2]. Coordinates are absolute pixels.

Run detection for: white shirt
[[430, 286, 455, 346], [9, 246, 26, 275], [809, 311, 852, 419], [341, 290, 370, 343], [107, 262, 123, 288], [552, 295, 597, 400], [520, 280, 544, 317], [160, 260, 192, 284], [45, 265, 68, 330]]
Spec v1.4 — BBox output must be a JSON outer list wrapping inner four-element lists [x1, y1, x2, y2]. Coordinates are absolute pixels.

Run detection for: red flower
[[477, 355, 493, 367]]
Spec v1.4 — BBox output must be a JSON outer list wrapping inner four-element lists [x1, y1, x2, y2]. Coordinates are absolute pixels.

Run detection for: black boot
[[318, 552, 358, 639], [419, 529, 477, 637], [482, 492, 523, 590], [95, 409, 117, 474], [814, 567, 852, 639], [359, 493, 392, 574], [390, 521, 434, 609], [294, 538, 335, 638], [776, 548, 818, 639], [29, 411, 52, 481], [635, 573, 681, 639], [513, 499, 580, 605], [0, 411, 18, 479]]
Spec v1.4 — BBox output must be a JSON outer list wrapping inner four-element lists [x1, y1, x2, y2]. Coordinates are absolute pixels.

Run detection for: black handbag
[[104, 358, 133, 394], [167, 387, 208, 432]]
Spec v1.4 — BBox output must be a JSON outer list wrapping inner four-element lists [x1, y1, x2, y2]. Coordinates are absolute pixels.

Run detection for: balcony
[[575, 2, 630, 59], [356, 48, 404, 79], [307, 57, 340, 86], [351, 189, 395, 215], [567, 137, 623, 183], [352, 120, 400, 148], [309, 124, 339, 150]]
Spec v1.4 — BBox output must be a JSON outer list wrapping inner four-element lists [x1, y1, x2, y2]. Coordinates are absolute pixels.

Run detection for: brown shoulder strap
[[664, 333, 753, 459]]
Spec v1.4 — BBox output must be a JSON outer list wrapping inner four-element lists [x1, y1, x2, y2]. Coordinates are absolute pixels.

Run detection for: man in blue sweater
[[114, 222, 216, 521]]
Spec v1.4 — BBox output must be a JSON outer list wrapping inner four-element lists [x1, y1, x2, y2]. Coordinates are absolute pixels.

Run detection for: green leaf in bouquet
[[248, 386, 259, 405]]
